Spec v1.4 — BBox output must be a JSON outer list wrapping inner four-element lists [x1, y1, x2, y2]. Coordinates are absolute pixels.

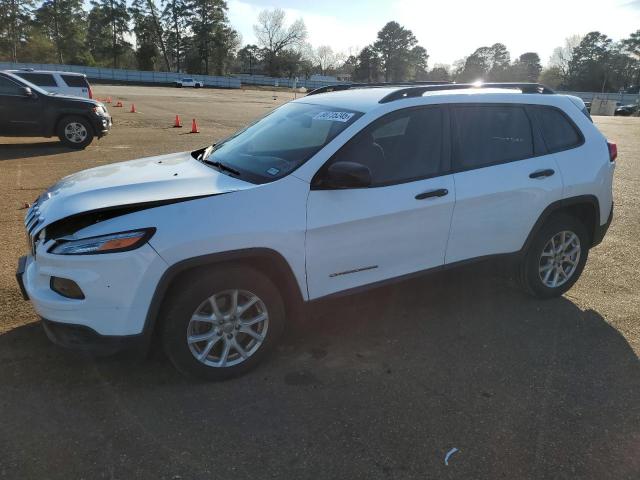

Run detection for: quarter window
[[327, 107, 444, 186], [61, 75, 89, 88], [534, 107, 582, 152], [452, 106, 534, 170], [16, 72, 58, 87]]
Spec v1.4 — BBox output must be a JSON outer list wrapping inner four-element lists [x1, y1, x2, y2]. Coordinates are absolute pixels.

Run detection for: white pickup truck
[[174, 78, 204, 88]]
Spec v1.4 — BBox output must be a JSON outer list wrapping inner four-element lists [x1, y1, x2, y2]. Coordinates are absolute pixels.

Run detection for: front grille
[[24, 199, 44, 256]]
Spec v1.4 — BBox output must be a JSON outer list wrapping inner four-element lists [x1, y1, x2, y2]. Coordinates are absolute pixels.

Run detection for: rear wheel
[[162, 265, 285, 380], [57, 116, 94, 149], [519, 214, 589, 298]]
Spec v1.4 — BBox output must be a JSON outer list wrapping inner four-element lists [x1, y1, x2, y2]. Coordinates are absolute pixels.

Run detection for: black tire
[[57, 115, 94, 149], [519, 213, 590, 298], [161, 265, 285, 381], [195, 83, 201, 89]]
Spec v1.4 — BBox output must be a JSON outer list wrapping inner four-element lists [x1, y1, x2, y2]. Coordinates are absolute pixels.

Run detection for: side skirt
[[305, 252, 522, 306]]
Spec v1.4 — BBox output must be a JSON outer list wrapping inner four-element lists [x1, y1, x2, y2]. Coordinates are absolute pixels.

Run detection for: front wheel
[[519, 214, 590, 298], [57, 116, 94, 149], [161, 265, 285, 380]]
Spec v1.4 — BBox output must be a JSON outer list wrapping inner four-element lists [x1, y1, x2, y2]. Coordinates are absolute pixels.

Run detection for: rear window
[[61, 75, 89, 88], [534, 107, 582, 152], [16, 72, 57, 87], [452, 106, 534, 170]]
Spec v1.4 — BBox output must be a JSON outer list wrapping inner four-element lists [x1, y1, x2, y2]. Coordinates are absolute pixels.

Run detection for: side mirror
[[323, 161, 372, 189], [21, 87, 34, 97]]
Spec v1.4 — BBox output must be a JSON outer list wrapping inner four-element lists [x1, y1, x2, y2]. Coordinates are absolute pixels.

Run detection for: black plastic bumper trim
[[16, 256, 29, 300], [41, 318, 144, 356], [593, 203, 613, 247]]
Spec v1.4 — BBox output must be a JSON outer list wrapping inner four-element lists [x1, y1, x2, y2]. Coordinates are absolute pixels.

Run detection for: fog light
[[50, 277, 85, 299]]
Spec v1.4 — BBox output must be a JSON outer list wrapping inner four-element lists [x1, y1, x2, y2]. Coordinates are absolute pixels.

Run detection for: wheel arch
[[141, 248, 306, 353], [522, 195, 601, 254]]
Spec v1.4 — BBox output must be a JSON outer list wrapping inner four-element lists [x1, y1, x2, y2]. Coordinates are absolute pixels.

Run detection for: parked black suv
[[0, 71, 111, 149], [615, 103, 639, 116]]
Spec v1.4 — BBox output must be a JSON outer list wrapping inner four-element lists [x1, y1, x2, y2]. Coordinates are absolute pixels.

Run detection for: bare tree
[[549, 34, 582, 78], [314, 45, 344, 75], [253, 8, 306, 75]]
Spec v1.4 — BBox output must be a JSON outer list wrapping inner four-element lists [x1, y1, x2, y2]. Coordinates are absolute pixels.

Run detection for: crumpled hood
[[27, 151, 254, 232]]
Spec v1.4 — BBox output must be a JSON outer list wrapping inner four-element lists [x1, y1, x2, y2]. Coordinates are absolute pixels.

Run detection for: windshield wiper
[[202, 159, 241, 176]]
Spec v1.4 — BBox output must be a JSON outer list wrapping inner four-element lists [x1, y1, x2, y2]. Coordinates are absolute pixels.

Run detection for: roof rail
[[379, 82, 555, 103], [306, 81, 453, 97]]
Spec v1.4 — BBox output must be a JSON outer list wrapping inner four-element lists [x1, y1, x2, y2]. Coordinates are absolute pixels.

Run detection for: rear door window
[[452, 105, 534, 170], [16, 73, 58, 87], [533, 107, 582, 152], [61, 75, 89, 88]]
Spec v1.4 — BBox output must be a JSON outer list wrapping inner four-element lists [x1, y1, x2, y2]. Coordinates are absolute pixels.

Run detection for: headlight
[[92, 105, 107, 116], [49, 229, 155, 255]]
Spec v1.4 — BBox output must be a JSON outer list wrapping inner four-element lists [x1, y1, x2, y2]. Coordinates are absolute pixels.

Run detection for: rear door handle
[[529, 169, 555, 179], [415, 188, 449, 200]]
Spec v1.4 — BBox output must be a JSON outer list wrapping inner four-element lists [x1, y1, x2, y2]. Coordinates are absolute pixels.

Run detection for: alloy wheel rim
[[186, 289, 269, 368], [64, 122, 88, 143], [538, 230, 581, 288]]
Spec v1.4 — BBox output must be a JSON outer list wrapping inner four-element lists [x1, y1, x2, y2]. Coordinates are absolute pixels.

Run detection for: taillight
[[607, 141, 617, 162], [88, 85, 93, 99]]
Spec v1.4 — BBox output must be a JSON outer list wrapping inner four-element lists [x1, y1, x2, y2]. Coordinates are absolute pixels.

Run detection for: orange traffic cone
[[130, 104, 137, 113], [115, 101, 123, 107], [190, 118, 199, 133], [173, 115, 182, 128]]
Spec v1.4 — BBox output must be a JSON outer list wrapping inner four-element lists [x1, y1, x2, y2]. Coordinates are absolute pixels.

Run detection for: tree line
[[0, 0, 240, 74], [346, 25, 639, 93], [0, 0, 638, 92]]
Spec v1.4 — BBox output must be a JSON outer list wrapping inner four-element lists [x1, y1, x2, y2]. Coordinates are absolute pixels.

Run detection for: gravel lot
[[0, 85, 638, 479]]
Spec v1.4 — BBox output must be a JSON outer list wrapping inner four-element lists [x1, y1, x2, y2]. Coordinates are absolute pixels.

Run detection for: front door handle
[[529, 169, 555, 179], [415, 188, 449, 200]]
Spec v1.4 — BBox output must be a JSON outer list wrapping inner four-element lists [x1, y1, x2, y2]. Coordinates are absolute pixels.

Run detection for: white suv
[[8, 69, 94, 99], [17, 83, 615, 380], [175, 78, 204, 88]]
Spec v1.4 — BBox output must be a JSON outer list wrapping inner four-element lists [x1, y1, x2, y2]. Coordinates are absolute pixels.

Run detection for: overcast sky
[[227, 0, 640, 66]]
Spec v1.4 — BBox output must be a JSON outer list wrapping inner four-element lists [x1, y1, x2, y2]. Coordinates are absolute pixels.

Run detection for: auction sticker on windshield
[[314, 111, 355, 122]]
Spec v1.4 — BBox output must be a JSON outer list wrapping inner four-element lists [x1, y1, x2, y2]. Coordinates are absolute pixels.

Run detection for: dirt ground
[[0, 85, 638, 479]]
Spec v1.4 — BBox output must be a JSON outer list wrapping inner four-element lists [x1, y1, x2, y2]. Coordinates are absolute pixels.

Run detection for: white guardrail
[[558, 90, 639, 105], [0, 62, 241, 89], [0, 62, 345, 90], [233, 74, 342, 90], [2, 63, 638, 101]]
